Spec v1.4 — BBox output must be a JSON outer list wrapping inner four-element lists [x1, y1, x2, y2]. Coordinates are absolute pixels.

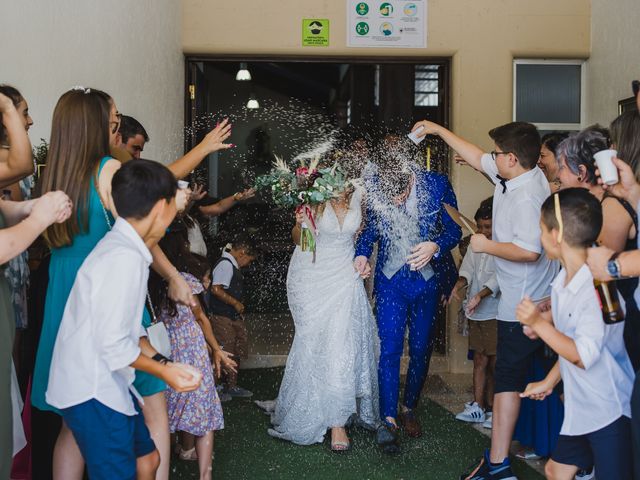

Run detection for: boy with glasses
[[411, 120, 557, 480]]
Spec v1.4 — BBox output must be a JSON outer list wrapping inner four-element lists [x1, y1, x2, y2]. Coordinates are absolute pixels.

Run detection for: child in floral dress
[[149, 224, 236, 479]]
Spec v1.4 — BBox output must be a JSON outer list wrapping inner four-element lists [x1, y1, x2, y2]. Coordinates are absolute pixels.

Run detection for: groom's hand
[[354, 256, 371, 279], [407, 242, 439, 270]]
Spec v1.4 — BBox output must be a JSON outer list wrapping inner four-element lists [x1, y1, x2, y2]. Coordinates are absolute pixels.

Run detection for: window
[[414, 65, 439, 107], [513, 60, 585, 131]]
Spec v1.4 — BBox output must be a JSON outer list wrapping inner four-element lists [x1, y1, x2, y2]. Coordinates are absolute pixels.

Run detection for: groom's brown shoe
[[398, 410, 422, 438]]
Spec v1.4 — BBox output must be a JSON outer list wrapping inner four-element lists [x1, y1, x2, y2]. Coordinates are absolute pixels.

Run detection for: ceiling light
[[246, 95, 260, 109], [236, 62, 252, 81]]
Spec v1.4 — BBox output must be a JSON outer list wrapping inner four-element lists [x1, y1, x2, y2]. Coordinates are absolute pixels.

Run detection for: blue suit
[[355, 168, 461, 419]]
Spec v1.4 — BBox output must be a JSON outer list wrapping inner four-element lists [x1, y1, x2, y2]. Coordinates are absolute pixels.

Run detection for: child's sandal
[[178, 446, 198, 461]]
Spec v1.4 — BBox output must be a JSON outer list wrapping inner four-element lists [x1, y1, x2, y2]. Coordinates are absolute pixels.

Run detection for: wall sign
[[302, 19, 330, 47], [347, 1, 426, 48]]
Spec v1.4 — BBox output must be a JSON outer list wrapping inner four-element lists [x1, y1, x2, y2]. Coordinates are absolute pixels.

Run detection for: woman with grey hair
[[557, 127, 640, 370], [557, 129, 636, 252]]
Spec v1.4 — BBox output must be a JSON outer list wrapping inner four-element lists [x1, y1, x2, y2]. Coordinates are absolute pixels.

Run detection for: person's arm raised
[[168, 119, 232, 180], [199, 189, 255, 217], [411, 120, 485, 171], [0, 192, 72, 264], [0, 93, 33, 188]]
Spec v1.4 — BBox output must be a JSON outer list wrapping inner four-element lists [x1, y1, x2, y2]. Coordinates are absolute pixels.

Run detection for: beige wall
[[586, 0, 640, 127], [184, 0, 591, 372], [184, 0, 590, 214], [1, 0, 184, 163]]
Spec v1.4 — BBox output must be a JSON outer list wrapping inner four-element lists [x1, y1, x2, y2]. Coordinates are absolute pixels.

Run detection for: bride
[[262, 182, 380, 451]]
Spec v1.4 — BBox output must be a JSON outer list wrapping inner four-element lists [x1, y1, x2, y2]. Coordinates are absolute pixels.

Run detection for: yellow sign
[[302, 19, 329, 47]]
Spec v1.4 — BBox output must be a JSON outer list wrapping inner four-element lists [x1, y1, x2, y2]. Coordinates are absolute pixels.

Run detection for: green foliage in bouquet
[[254, 156, 349, 209]]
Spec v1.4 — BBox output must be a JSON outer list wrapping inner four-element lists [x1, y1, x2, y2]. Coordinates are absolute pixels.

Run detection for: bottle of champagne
[[594, 279, 625, 324]]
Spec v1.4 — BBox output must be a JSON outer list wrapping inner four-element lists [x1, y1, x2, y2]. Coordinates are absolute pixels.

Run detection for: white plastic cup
[[407, 125, 426, 145], [177, 180, 189, 189], [593, 149, 619, 185]]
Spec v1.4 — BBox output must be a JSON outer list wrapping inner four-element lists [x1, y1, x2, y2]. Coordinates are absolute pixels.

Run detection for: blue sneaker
[[460, 450, 518, 480]]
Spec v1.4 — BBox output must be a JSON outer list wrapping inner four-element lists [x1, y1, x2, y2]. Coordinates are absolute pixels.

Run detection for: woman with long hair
[[31, 87, 232, 480]]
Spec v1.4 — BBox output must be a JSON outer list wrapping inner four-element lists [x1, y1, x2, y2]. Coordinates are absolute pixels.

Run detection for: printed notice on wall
[[302, 19, 330, 47], [347, 1, 426, 48]]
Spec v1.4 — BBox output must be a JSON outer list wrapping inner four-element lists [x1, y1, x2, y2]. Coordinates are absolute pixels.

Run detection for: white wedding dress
[[268, 187, 380, 445]]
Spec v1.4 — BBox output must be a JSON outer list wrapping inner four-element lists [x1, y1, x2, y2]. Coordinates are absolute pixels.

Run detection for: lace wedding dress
[[267, 187, 380, 445]]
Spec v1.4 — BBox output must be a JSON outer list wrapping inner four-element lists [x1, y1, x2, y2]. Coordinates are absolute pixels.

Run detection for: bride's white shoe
[[254, 399, 277, 414]]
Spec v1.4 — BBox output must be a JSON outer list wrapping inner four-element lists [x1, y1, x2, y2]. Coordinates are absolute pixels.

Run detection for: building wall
[[586, 0, 640, 127], [184, 0, 591, 372], [1, 0, 184, 163]]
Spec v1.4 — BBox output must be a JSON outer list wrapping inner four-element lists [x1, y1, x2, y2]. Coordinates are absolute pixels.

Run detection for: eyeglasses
[[632, 80, 640, 98], [490, 150, 512, 161], [110, 112, 122, 135]]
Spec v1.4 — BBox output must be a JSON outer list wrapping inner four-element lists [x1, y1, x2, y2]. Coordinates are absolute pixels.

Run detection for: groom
[[354, 134, 461, 454]]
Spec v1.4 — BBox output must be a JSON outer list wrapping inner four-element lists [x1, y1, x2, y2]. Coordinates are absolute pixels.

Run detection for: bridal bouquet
[[254, 156, 348, 259]]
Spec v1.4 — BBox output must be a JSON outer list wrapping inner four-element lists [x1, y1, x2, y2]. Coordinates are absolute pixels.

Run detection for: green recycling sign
[[302, 19, 329, 47]]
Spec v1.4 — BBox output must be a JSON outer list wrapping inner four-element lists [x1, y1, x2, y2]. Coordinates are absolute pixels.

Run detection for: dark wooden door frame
[[184, 55, 451, 152], [184, 55, 454, 356]]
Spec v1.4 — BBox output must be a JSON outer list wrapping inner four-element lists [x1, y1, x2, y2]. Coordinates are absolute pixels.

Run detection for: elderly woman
[[557, 127, 640, 371], [557, 128, 637, 255]]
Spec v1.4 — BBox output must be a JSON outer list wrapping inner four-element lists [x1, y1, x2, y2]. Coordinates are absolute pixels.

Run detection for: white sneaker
[[482, 412, 493, 429], [455, 402, 486, 423]]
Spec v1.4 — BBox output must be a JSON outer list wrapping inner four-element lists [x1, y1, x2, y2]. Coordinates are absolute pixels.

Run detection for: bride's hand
[[354, 255, 371, 279]]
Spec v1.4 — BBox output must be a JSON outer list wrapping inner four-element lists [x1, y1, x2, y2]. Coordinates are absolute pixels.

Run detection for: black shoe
[[346, 413, 377, 432], [376, 422, 400, 455], [460, 450, 518, 480]]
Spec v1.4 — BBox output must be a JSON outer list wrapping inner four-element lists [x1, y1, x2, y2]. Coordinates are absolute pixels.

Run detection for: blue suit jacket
[[355, 168, 462, 296]]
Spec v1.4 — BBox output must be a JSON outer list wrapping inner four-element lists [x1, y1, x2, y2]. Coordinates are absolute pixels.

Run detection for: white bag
[[146, 321, 172, 358]]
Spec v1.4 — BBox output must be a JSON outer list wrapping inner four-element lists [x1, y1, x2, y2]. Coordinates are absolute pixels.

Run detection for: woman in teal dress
[[32, 87, 233, 480]]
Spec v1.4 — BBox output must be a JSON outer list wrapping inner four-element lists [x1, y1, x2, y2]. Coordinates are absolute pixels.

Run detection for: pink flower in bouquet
[[296, 166, 309, 177]]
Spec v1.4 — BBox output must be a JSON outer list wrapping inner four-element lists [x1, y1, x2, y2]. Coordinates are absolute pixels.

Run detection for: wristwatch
[[607, 252, 622, 280], [152, 353, 171, 365]]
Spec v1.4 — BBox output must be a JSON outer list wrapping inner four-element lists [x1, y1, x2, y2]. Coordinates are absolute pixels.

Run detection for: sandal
[[330, 427, 351, 453], [330, 440, 351, 452], [178, 446, 198, 461]]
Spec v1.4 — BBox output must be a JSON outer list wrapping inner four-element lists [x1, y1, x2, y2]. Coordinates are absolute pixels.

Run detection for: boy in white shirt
[[517, 187, 634, 479], [450, 200, 500, 425], [46, 160, 202, 480], [412, 120, 557, 480]]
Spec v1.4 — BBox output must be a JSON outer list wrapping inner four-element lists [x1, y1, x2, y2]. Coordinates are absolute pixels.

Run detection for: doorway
[[185, 57, 452, 359]]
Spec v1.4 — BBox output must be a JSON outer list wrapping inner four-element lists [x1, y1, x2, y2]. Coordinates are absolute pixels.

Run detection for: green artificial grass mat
[[170, 368, 543, 479]]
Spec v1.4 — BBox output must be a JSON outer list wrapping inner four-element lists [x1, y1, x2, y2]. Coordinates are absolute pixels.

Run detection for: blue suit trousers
[[376, 265, 440, 420]]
